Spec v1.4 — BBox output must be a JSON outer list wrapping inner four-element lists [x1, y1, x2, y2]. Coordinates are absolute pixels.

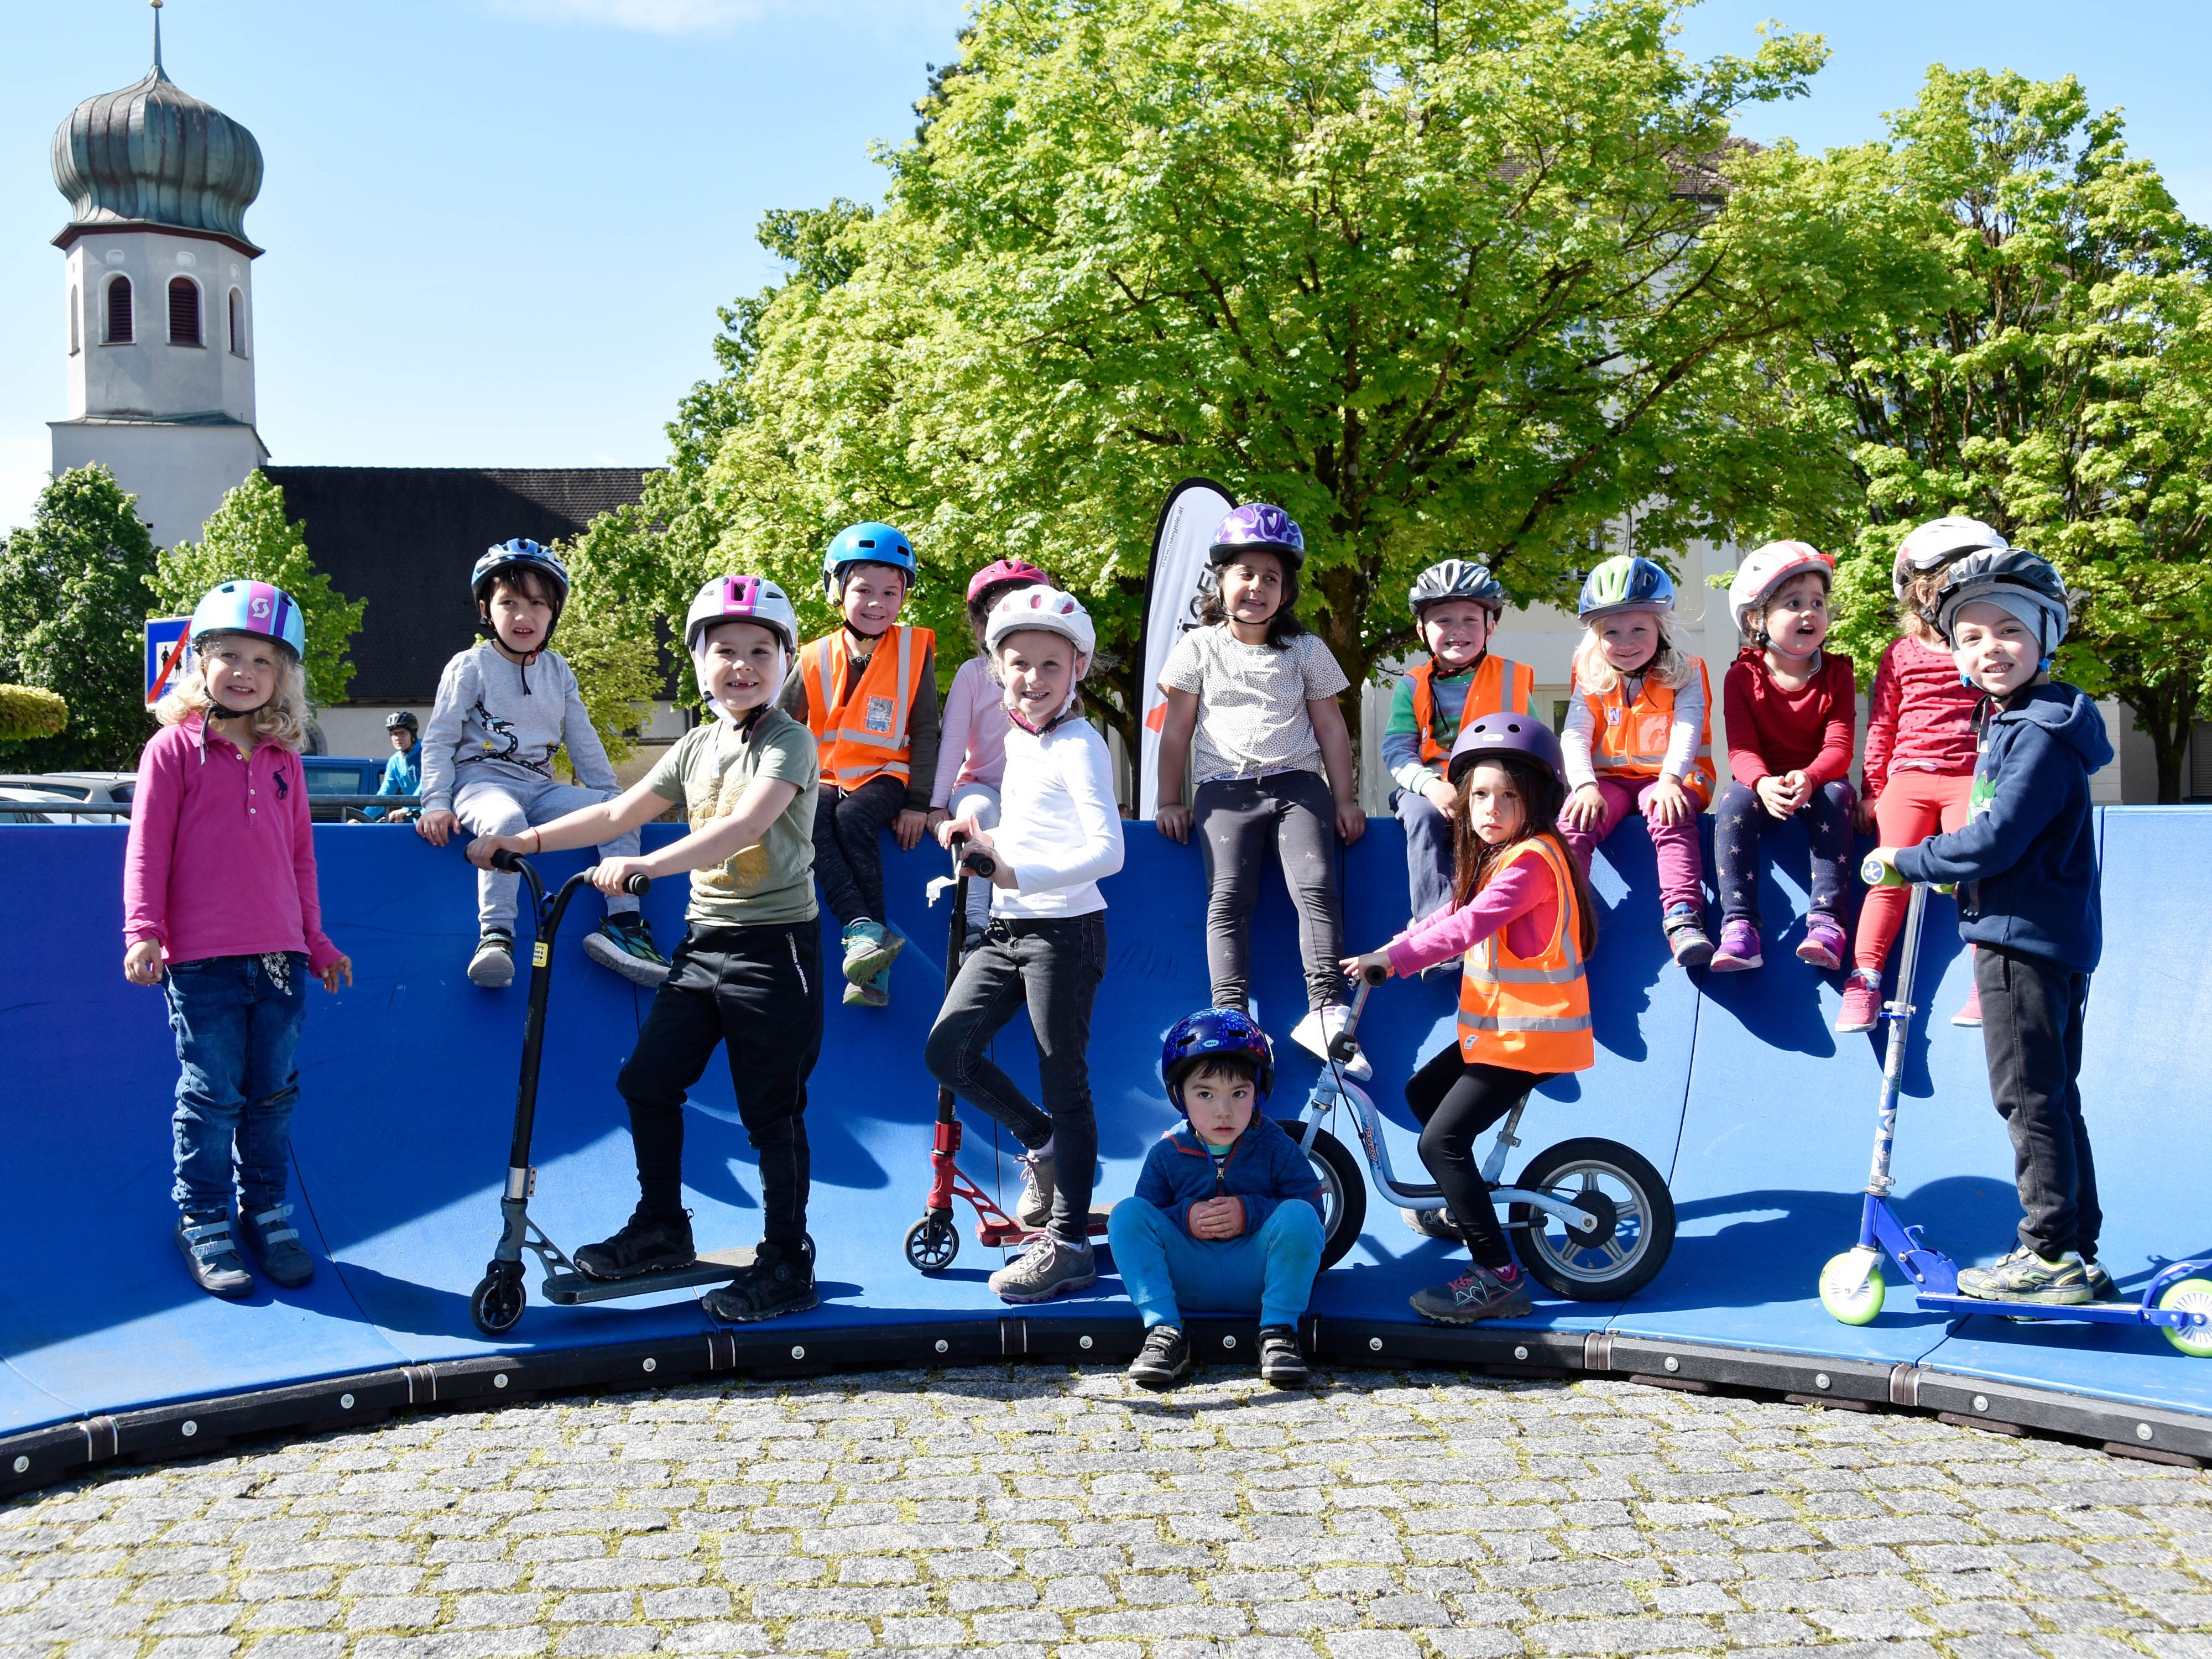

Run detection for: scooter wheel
[[2157, 1277, 2212, 1358], [905, 1214, 959, 1274], [1299, 1128, 1368, 1270], [1819, 1250, 1886, 1326], [1508, 1138, 1674, 1301], [469, 1270, 527, 1337]]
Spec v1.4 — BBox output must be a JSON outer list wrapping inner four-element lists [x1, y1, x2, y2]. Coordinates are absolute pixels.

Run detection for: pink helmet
[[1728, 541, 1833, 643], [966, 559, 1050, 607]]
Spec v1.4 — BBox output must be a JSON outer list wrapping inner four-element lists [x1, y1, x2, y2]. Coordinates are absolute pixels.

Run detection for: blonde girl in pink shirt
[[123, 583, 352, 1302]]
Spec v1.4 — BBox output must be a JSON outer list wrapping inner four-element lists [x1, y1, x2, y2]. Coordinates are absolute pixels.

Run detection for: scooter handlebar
[[1360, 961, 1389, 987], [490, 848, 526, 874]]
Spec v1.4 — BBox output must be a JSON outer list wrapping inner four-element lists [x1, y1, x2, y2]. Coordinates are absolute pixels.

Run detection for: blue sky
[[3, 0, 2209, 536]]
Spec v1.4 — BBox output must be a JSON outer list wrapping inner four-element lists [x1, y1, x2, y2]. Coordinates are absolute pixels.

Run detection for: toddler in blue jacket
[[1107, 1009, 1326, 1391]]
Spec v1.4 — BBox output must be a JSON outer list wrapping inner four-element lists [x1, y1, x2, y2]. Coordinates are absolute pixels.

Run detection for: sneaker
[[1258, 1325, 1310, 1387], [2082, 1257, 2118, 1301], [1956, 1245, 2093, 1306], [1292, 1004, 1372, 1082], [988, 1233, 1096, 1304], [584, 914, 671, 987], [842, 967, 890, 1008], [702, 1238, 818, 1322], [469, 927, 516, 989], [574, 1206, 696, 1282], [1663, 905, 1713, 969], [1013, 1147, 1056, 1232], [1836, 971, 1880, 1034], [1710, 919, 1762, 972], [1410, 1262, 1533, 1323], [1127, 1323, 1193, 1390], [839, 920, 904, 986], [176, 1212, 253, 1299], [1952, 981, 1983, 1027], [1797, 912, 1847, 972], [1402, 1206, 1464, 1242], [237, 1202, 314, 1288]]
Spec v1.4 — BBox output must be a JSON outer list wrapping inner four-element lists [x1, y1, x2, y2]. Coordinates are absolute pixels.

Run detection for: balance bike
[[901, 836, 1110, 1273], [466, 852, 792, 1335], [1817, 868, 2212, 1356], [1286, 963, 1676, 1300]]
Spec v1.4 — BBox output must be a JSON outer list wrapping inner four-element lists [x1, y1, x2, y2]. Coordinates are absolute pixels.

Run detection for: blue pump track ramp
[[3, 808, 2209, 1494]]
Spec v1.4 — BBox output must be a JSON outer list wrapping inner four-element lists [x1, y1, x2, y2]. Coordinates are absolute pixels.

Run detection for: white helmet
[[1893, 515, 2006, 602], [685, 574, 798, 654], [984, 585, 1095, 671], [1728, 541, 1833, 643]]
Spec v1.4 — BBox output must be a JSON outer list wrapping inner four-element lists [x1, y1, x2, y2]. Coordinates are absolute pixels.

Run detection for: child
[[931, 558, 1051, 947], [1344, 713, 1598, 1323], [926, 587, 1125, 1304], [779, 522, 941, 1008], [123, 581, 353, 1298], [367, 711, 419, 822], [1108, 1009, 1327, 1390], [1866, 547, 2113, 1305], [1840, 516, 2004, 1033], [416, 539, 668, 991], [468, 575, 825, 1323], [1558, 554, 1717, 967], [1154, 503, 1370, 1076], [1712, 542, 1858, 972], [1384, 560, 1538, 925]]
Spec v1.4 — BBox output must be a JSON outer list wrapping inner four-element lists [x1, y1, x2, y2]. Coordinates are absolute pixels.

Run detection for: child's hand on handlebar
[[936, 813, 981, 848], [1338, 948, 1393, 983], [415, 808, 460, 847], [591, 857, 653, 895], [1862, 846, 1903, 887], [465, 833, 526, 870]]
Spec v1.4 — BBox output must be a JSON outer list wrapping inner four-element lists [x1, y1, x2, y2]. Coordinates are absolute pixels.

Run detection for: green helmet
[[1577, 555, 1676, 621]]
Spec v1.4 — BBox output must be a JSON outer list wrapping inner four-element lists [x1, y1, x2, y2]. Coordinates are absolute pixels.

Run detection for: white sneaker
[[1292, 1004, 1371, 1081]]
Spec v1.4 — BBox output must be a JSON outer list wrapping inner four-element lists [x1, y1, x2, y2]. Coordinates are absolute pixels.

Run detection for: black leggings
[[812, 773, 906, 928], [1192, 769, 1343, 1013], [1405, 1046, 1555, 1270]]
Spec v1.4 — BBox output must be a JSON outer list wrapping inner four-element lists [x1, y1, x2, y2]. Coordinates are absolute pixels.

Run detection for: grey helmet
[[1931, 548, 2072, 658], [1408, 559, 1507, 619], [1893, 515, 2007, 603]]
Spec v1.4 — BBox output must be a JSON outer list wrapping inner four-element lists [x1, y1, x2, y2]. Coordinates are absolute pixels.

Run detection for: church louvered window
[[105, 276, 133, 343], [169, 276, 201, 346]]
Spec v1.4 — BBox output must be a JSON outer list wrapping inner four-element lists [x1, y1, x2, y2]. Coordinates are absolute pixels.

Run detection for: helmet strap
[[207, 696, 267, 720]]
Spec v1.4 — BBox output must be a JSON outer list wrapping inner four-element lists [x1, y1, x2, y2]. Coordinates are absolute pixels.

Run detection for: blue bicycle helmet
[[1160, 1008, 1276, 1111], [1576, 554, 1675, 620], [823, 522, 917, 595], [1208, 503, 1306, 570], [471, 539, 571, 608], [189, 580, 306, 659]]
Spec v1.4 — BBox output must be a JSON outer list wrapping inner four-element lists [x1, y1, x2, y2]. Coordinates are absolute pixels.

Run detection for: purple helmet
[[1160, 1008, 1275, 1110], [1208, 503, 1305, 570], [1448, 711, 1569, 792]]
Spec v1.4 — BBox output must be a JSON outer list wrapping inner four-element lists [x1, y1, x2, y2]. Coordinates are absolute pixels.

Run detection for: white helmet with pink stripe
[[685, 574, 798, 654], [984, 585, 1095, 672]]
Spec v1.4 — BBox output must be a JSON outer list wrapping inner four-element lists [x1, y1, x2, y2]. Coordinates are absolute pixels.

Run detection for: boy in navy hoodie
[[1868, 548, 2114, 1306], [1107, 1009, 1326, 1390]]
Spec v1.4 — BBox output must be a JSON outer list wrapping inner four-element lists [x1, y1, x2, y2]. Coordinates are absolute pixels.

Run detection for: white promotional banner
[[1136, 477, 1235, 820]]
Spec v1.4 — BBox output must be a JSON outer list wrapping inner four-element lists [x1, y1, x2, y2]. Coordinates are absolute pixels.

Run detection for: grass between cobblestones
[[3, 1367, 2210, 1659]]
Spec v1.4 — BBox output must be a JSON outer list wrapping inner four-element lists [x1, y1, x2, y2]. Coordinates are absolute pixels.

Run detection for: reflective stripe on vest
[[800, 625, 933, 789], [1578, 655, 1717, 807], [1409, 653, 1534, 767], [1455, 835, 1594, 1073]]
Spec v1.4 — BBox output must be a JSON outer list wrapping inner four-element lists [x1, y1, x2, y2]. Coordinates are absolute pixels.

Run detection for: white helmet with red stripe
[[1728, 541, 1834, 643], [984, 586, 1095, 672]]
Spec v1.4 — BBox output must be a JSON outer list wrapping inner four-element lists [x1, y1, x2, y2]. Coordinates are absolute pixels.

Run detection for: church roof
[[52, 11, 263, 255], [261, 466, 658, 703]]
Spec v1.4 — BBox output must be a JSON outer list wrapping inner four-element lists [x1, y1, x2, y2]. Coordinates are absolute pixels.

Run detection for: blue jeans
[[163, 952, 309, 1217], [1394, 786, 1455, 922], [1107, 1196, 1325, 1330]]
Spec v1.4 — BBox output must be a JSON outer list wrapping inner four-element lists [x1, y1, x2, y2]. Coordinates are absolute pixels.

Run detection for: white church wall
[[50, 418, 264, 552]]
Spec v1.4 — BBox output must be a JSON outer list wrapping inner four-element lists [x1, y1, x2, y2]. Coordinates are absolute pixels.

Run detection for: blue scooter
[[1818, 868, 2212, 1356]]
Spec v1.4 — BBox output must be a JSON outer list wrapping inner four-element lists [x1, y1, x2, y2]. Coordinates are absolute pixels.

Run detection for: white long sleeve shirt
[[993, 714, 1125, 920]]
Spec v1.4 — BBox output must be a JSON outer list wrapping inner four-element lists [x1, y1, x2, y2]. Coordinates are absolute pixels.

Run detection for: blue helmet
[[824, 522, 917, 594], [1576, 554, 1675, 621], [189, 580, 306, 659], [1209, 503, 1305, 570], [472, 539, 571, 608], [1160, 1008, 1276, 1111]]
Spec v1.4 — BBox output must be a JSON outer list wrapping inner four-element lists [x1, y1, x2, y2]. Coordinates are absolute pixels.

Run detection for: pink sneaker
[[1836, 972, 1880, 1034], [1710, 919, 1762, 972], [1952, 981, 1983, 1027], [1797, 913, 1846, 971]]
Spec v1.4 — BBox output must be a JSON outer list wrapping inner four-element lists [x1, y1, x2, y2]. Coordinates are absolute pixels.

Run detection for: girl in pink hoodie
[[123, 583, 352, 1301]]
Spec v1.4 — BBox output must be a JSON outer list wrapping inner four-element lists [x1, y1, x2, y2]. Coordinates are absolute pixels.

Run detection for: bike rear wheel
[[1298, 1126, 1368, 1269], [1507, 1138, 1674, 1301]]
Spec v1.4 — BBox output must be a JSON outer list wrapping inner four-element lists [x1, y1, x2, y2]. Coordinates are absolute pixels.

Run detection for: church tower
[[49, 3, 268, 551]]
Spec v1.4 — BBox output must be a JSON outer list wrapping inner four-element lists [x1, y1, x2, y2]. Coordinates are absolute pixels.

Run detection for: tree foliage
[[147, 472, 368, 709], [0, 466, 158, 770], [0, 685, 68, 744]]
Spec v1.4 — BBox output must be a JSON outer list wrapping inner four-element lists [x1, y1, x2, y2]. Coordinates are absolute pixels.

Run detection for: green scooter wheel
[[2157, 1278, 2212, 1358], [1819, 1250, 1885, 1325]]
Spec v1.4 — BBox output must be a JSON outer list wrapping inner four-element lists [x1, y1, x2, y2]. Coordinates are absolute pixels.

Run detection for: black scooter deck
[[541, 1248, 752, 1306]]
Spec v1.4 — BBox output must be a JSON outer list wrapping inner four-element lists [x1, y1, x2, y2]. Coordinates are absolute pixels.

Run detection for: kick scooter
[[901, 834, 1110, 1274], [1286, 963, 1676, 1300], [1817, 868, 2212, 1355], [466, 852, 777, 1335]]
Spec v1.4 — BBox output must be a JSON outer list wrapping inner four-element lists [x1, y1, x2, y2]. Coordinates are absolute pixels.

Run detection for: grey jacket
[[420, 642, 618, 815]]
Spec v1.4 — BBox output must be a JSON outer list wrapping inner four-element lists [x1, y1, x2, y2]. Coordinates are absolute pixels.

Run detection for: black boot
[[702, 1237, 817, 1323], [574, 1206, 695, 1281]]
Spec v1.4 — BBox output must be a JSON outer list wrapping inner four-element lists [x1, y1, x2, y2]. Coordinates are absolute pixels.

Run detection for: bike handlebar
[[486, 849, 648, 895]]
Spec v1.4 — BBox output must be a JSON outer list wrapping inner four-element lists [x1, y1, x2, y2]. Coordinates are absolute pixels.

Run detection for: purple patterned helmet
[[1208, 503, 1305, 570], [1160, 1008, 1276, 1111]]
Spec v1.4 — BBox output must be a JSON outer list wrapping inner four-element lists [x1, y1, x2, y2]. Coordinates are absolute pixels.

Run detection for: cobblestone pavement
[[4, 1366, 2210, 1659]]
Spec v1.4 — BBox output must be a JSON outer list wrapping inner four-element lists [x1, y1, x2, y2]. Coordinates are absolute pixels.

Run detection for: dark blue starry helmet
[[1160, 1008, 1276, 1112]]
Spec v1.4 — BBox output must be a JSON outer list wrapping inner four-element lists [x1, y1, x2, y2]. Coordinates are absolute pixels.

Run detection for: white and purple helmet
[[1208, 503, 1305, 570], [189, 580, 305, 659]]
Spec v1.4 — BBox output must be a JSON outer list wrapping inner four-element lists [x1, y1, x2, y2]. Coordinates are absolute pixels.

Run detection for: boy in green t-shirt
[[466, 575, 825, 1323]]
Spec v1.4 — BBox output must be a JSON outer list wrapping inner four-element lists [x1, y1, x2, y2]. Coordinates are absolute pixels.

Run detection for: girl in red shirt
[[1712, 545, 1856, 972]]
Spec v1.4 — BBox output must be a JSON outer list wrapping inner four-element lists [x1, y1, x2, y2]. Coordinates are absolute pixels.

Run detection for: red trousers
[[1853, 770, 1973, 975]]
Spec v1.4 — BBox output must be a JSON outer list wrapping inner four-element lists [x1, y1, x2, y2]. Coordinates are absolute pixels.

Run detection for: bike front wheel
[[1507, 1138, 1674, 1301], [1298, 1126, 1368, 1269]]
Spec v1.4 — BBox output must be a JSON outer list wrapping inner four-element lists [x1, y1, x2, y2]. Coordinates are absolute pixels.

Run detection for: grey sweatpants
[[454, 772, 640, 931]]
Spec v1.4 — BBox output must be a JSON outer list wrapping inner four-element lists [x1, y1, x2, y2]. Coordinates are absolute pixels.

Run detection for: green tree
[[0, 686, 67, 743], [147, 472, 368, 708], [547, 575, 666, 775], [0, 465, 158, 770]]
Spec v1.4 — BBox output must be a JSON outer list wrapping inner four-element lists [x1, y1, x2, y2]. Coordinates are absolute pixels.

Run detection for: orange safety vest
[[1578, 656, 1717, 808], [799, 624, 935, 790], [1457, 835, 1594, 1073], [1409, 653, 1537, 766]]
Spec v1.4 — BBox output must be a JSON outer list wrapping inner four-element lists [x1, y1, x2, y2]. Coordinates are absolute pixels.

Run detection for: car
[[300, 755, 412, 821], [0, 772, 135, 825]]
